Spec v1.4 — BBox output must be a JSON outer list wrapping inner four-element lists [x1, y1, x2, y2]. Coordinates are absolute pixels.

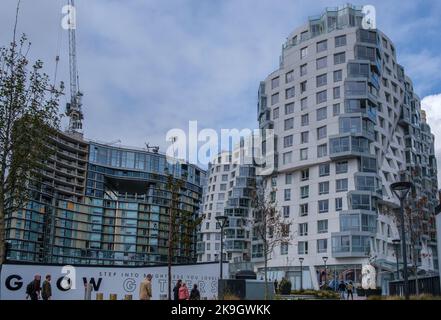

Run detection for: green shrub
[[279, 278, 292, 295]]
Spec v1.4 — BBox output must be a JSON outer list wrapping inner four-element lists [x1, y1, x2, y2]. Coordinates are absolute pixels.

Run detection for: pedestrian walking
[[139, 274, 153, 300], [338, 280, 346, 300], [189, 284, 200, 300], [41, 275, 52, 300], [346, 281, 354, 300], [26, 275, 41, 300], [274, 279, 278, 294], [178, 283, 190, 300], [173, 279, 182, 300]]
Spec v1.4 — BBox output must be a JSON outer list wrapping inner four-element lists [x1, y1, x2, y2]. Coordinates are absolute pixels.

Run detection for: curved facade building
[[5, 131, 205, 266], [256, 4, 438, 291], [197, 144, 257, 265]]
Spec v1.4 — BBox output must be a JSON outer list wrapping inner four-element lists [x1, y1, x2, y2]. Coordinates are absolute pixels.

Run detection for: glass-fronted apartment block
[[256, 4, 438, 291], [4, 131, 205, 266], [197, 143, 257, 265]]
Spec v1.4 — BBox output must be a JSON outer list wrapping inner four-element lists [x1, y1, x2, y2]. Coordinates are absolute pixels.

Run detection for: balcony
[[329, 135, 371, 160]]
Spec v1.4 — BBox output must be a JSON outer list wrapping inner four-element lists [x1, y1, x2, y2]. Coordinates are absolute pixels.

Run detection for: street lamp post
[[390, 181, 413, 300], [322, 256, 328, 288], [392, 239, 401, 280], [216, 215, 228, 280], [299, 257, 304, 291]]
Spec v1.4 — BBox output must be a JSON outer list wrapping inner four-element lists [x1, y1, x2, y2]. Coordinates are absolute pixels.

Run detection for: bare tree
[[251, 179, 292, 299], [0, 21, 63, 265]]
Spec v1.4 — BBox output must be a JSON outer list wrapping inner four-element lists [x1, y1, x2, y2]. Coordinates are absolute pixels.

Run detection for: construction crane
[[65, 0, 84, 134]]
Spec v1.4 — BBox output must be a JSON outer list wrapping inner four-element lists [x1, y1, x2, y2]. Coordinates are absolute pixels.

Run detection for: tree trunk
[[0, 198, 5, 265], [264, 240, 268, 300]]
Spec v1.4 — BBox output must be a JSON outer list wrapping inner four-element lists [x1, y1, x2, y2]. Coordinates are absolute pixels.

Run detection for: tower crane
[[65, 0, 84, 134]]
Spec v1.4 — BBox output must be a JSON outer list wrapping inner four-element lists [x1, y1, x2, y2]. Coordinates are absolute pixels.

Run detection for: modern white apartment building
[[255, 4, 438, 291], [197, 144, 257, 265]]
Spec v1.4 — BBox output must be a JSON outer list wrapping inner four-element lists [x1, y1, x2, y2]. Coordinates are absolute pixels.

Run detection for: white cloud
[[421, 93, 441, 185]]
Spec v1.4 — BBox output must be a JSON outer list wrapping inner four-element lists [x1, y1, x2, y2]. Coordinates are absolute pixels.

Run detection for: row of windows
[[282, 197, 343, 217], [281, 239, 327, 255], [283, 180, 348, 202], [282, 143, 329, 163], [271, 81, 342, 106]]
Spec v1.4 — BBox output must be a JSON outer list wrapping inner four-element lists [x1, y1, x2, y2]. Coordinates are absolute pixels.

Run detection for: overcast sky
[[1, 0, 441, 178]]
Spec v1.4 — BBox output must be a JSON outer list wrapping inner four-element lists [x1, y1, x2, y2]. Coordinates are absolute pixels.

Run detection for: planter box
[[357, 288, 382, 297]]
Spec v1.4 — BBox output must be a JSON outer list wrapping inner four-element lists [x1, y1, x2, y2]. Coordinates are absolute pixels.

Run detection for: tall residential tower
[[256, 4, 438, 291]]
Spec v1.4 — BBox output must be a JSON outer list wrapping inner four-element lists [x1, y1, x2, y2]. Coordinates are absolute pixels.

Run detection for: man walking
[[338, 280, 346, 300], [26, 275, 41, 300], [189, 284, 200, 300], [41, 275, 52, 300], [173, 279, 182, 300], [346, 281, 354, 300], [139, 274, 153, 300], [274, 279, 278, 294]]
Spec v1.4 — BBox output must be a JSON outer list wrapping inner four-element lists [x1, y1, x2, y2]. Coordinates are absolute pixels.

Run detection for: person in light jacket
[[139, 274, 153, 300], [178, 283, 190, 300]]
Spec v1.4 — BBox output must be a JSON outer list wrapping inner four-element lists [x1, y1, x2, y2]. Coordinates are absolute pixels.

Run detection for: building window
[[285, 173, 292, 184], [283, 151, 292, 165], [286, 87, 295, 99], [300, 81, 307, 93], [301, 113, 309, 126], [273, 107, 279, 119], [318, 199, 329, 213], [301, 169, 309, 181], [316, 40, 327, 53], [317, 239, 328, 253], [334, 69, 343, 82], [333, 86, 341, 99], [334, 52, 346, 65], [335, 35, 347, 47], [284, 189, 291, 201], [300, 203, 308, 216], [283, 205, 290, 218], [286, 70, 294, 83], [318, 181, 329, 195], [284, 135, 294, 148], [280, 243, 289, 255], [333, 103, 341, 116], [301, 97, 308, 110], [336, 178, 348, 192], [271, 93, 279, 105], [298, 241, 308, 254], [300, 185, 309, 199], [336, 161, 348, 174], [317, 126, 327, 140], [284, 117, 294, 130], [271, 76, 280, 89], [300, 148, 308, 160], [301, 47, 308, 59], [285, 102, 294, 115], [317, 220, 328, 233], [299, 223, 308, 236], [301, 131, 309, 144], [300, 63, 307, 76], [335, 197, 343, 211], [316, 90, 327, 104], [316, 56, 327, 69], [319, 163, 330, 176], [316, 73, 327, 87], [317, 144, 327, 158]]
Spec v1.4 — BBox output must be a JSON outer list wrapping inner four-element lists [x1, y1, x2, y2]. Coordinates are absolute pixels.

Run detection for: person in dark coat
[[338, 281, 347, 300], [41, 274, 52, 300], [173, 279, 182, 300], [274, 279, 278, 293], [189, 284, 201, 300], [26, 275, 41, 300]]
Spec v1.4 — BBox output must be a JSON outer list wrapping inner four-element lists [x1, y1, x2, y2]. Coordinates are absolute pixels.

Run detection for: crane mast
[[65, 0, 84, 134]]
